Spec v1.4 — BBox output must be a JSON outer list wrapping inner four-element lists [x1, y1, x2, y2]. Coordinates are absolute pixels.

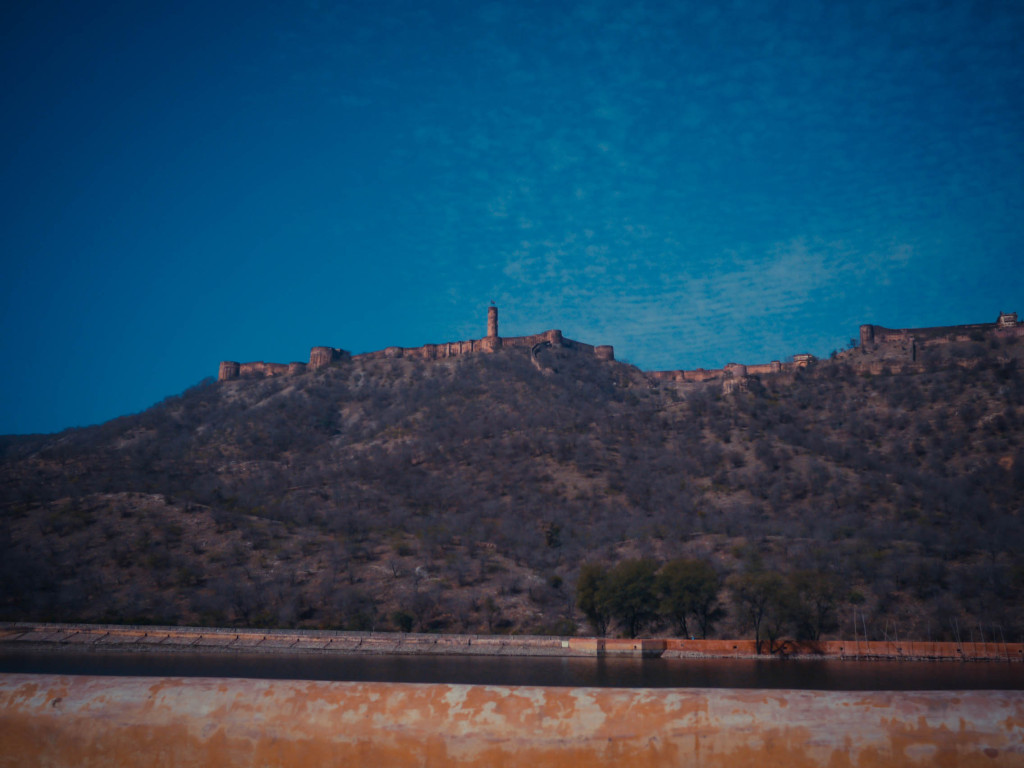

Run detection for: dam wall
[[1, 674, 1021, 767], [4, 623, 1023, 662]]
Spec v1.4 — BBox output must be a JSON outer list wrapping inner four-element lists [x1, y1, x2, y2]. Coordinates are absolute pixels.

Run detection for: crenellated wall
[[648, 355, 813, 385], [860, 312, 1022, 349], [217, 311, 610, 381], [356, 329, 580, 362], [218, 307, 1018, 383]]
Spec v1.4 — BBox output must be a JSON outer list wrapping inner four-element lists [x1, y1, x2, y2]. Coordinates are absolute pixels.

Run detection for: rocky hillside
[[2, 335, 1022, 642]]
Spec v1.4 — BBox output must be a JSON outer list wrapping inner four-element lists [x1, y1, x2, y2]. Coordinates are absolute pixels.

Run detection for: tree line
[[577, 557, 843, 653]]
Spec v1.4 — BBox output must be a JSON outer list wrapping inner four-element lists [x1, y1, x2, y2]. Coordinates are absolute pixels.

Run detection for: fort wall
[[218, 307, 1019, 383], [860, 312, 1022, 349], [647, 356, 811, 385], [217, 309, 605, 381]]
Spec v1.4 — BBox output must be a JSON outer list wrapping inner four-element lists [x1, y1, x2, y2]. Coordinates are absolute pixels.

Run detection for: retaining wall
[[4, 624, 1023, 662]]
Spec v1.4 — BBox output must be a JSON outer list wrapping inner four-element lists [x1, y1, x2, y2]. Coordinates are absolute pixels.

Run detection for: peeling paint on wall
[[0, 674, 1021, 767]]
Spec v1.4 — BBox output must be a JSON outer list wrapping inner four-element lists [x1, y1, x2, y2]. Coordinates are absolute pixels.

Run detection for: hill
[[2, 329, 1023, 643]]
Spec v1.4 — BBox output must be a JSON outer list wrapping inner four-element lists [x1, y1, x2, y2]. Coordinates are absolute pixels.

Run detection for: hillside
[[2, 333, 1023, 643]]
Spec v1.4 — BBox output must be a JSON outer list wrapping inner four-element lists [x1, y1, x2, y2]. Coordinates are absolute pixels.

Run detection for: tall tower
[[487, 305, 498, 338]]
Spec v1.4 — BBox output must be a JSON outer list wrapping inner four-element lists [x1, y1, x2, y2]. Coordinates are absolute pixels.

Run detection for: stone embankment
[[3, 623, 1022, 662], [1, 674, 1021, 767]]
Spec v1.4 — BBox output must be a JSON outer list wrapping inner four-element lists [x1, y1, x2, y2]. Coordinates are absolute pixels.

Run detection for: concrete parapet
[[5, 623, 1024, 662], [2, 674, 1021, 767]]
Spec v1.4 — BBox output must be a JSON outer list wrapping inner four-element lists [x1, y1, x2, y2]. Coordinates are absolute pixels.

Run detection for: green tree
[[576, 562, 611, 636], [605, 559, 660, 639], [728, 570, 788, 654], [658, 558, 723, 639], [788, 570, 841, 641]]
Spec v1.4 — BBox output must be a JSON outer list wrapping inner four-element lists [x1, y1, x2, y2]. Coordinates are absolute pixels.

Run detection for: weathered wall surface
[[0, 674, 1021, 767], [219, 308, 1019, 381], [5, 623, 1023, 662], [648, 357, 808, 385], [859, 317, 1024, 349], [217, 305, 610, 380], [220, 331, 606, 379]]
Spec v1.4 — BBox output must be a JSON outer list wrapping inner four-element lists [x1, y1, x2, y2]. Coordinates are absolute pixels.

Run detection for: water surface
[[2, 649, 1022, 690]]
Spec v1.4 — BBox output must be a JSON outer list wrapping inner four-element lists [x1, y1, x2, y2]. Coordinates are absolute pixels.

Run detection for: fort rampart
[[860, 311, 1022, 349], [219, 306, 615, 381], [218, 307, 1019, 384]]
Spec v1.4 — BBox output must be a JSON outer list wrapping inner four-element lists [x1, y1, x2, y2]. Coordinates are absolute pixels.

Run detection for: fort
[[218, 305, 614, 382], [218, 306, 1021, 385], [858, 311, 1022, 361]]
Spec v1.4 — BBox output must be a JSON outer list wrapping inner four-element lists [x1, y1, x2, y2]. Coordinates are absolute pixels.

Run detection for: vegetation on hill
[[1, 335, 1022, 647]]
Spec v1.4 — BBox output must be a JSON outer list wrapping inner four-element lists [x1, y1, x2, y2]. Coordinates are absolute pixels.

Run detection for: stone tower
[[481, 304, 501, 352], [487, 305, 498, 338], [218, 361, 240, 381]]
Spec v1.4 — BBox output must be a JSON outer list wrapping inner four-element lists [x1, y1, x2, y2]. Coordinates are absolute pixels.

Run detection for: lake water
[[2, 649, 1023, 690]]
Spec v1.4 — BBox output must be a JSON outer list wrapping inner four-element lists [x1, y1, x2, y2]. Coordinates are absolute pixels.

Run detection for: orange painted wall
[[0, 674, 1021, 767]]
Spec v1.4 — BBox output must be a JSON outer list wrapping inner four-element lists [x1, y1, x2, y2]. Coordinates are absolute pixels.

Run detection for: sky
[[2, 0, 1022, 435]]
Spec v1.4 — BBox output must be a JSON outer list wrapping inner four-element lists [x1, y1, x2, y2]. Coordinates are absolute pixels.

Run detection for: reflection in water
[[2, 649, 1023, 690]]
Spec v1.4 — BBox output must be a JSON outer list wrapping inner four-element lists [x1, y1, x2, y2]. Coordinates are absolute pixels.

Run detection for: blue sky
[[2, 0, 1022, 434]]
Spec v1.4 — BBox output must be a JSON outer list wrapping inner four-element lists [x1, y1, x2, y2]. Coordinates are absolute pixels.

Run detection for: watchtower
[[487, 305, 498, 338]]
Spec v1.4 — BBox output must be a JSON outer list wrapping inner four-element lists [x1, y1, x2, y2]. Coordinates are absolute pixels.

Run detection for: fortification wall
[[218, 361, 240, 381], [219, 352, 333, 381], [355, 331, 596, 361], [648, 368, 723, 383], [237, 361, 290, 378], [649, 356, 810, 386], [218, 308, 1017, 383], [860, 313, 1021, 349], [217, 326, 604, 377]]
